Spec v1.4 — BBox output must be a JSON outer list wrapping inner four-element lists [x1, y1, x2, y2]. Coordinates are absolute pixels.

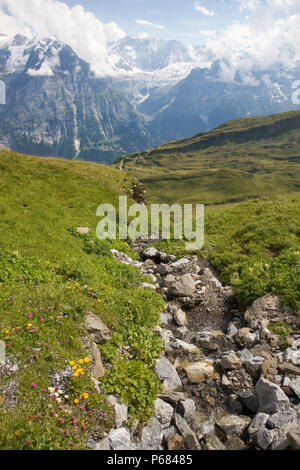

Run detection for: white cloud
[[194, 1, 215, 16], [136, 19, 165, 30], [0, 0, 126, 76], [203, 0, 300, 80], [199, 30, 216, 37]]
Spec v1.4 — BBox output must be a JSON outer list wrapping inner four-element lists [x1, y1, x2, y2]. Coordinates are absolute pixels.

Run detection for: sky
[[0, 0, 300, 75]]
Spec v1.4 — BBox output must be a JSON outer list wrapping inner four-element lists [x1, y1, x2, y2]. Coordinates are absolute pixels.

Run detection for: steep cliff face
[[0, 35, 152, 163]]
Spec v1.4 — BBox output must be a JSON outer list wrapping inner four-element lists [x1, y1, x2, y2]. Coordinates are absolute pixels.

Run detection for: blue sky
[[62, 0, 245, 45]]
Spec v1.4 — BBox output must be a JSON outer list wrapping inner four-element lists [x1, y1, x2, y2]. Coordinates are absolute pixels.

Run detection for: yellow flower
[[82, 393, 89, 400], [73, 371, 80, 377], [84, 357, 90, 363], [79, 359, 84, 364], [27, 323, 32, 327], [69, 361, 75, 366], [74, 399, 79, 404], [72, 365, 78, 370], [5, 329, 10, 334]]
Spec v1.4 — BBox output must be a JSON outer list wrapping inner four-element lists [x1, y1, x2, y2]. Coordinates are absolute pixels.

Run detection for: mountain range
[[0, 33, 299, 163]]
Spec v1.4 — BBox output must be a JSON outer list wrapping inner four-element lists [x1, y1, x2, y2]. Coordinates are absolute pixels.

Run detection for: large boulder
[[140, 418, 163, 450], [215, 414, 251, 439], [154, 398, 174, 429], [244, 295, 281, 330], [108, 428, 133, 450], [155, 357, 182, 391], [255, 378, 291, 414], [85, 312, 112, 344], [169, 274, 196, 297]]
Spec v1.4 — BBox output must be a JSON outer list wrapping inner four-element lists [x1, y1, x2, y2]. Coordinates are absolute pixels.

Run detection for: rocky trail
[[92, 241, 300, 451]]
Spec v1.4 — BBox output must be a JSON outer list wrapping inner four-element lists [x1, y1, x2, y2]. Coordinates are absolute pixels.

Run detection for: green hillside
[[116, 110, 300, 204], [0, 150, 164, 449]]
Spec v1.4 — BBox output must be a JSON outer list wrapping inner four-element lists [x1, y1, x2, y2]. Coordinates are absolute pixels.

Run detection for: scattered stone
[[174, 413, 201, 450], [169, 274, 196, 297], [239, 390, 258, 414], [143, 247, 159, 259], [158, 391, 186, 405], [85, 312, 112, 344], [289, 378, 300, 399], [91, 343, 105, 378], [108, 428, 132, 450], [177, 399, 196, 425], [107, 395, 128, 428], [141, 418, 163, 450], [154, 399, 174, 429], [267, 410, 296, 430], [170, 258, 190, 269], [0, 341, 5, 365], [174, 309, 187, 327], [155, 357, 182, 391], [226, 324, 238, 341], [167, 433, 185, 451], [287, 430, 300, 450], [220, 351, 241, 370], [77, 227, 90, 234], [244, 295, 281, 330], [172, 339, 201, 358], [284, 347, 300, 367], [235, 328, 257, 348], [245, 356, 265, 378], [181, 360, 215, 383], [215, 414, 251, 439], [255, 378, 291, 414], [278, 362, 300, 376], [94, 438, 111, 450]]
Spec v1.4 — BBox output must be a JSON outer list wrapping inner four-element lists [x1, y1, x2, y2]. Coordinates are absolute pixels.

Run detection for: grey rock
[[239, 390, 258, 414], [174, 413, 201, 450], [141, 418, 163, 450], [0, 340, 5, 365], [283, 347, 300, 366], [143, 247, 159, 259], [215, 414, 251, 438], [155, 356, 182, 391], [287, 430, 300, 450], [255, 377, 290, 414], [77, 227, 90, 234], [108, 428, 133, 450], [220, 351, 241, 370], [177, 399, 196, 425], [245, 356, 265, 378], [248, 413, 269, 437], [267, 410, 296, 430], [226, 324, 238, 341], [154, 398, 174, 429], [164, 274, 176, 287], [170, 258, 190, 269], [238, 348, 254, 362], [289, 378, 300, 399], [107, 395, 128, 428], [94, 438, 111, 450], [169, 274, 196, 297], [172, 339, 201, 357], [158, 391, 186, 405], [174, 308, 187, 326], [85, 312, 112, 344], [91, 343, 105, 379], [244, 294, 281, 330]]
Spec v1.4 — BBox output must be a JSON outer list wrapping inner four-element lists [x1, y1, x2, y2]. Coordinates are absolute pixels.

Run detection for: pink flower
[[65, 430, 70, 437], [31, 383, 37, 389]]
